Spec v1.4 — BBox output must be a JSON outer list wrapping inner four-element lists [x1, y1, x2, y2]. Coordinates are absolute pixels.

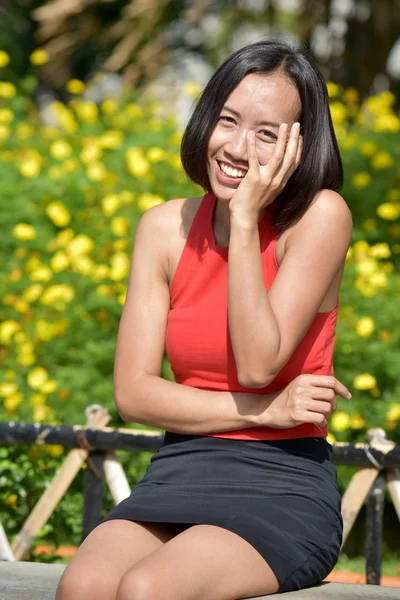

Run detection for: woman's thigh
[[56, 519, 188, 600], [116, 524, 279, 600]]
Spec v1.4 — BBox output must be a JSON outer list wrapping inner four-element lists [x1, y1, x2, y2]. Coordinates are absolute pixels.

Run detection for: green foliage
[[0, 79, 399, 555]]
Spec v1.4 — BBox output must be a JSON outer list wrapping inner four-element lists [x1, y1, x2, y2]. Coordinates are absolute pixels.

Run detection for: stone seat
[[0, 561, 399, 600]]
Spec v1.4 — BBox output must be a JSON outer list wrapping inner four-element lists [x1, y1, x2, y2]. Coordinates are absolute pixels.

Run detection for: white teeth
[[219, 162, 246, 178]]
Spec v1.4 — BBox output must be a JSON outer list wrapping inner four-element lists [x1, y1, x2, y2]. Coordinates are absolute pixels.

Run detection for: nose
[[225, 128, 248, 164]]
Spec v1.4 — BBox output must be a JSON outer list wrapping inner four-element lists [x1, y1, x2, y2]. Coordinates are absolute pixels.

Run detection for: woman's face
[[206, 72, 302, 202]]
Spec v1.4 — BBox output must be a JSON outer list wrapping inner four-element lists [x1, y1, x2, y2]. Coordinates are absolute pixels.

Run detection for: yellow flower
[[352, 172, 371, 189], [377, 203, 399, 220], [0, 320, 20, 344], [67, 234, 94, 257], [18, 151, 42, 178], [16, 122, 34, 139], [41, 284, 75, 306], [355, 257, 378, 276], [50, 140, 72, 160], [30, 49, 49, 66], [33, 405, 52, 422], [72, 255, 94, 275], [35, 320, 53, 341], [351, 411, 366, 429], [110, 252, 130, 281], [98, 130, 123, 149], [373, 114, 400, 133], [5, 493, 18, 509], [52, 228, 75, 249], [30, 393, 46, 406], [126, 148, 150, 178], [0, 50, 10, 67], [125, 103, 143, 118], [353, 373, 377, 390], [44, 444, 64, 458], [342, 87, 359, 104], [326, 82, 340, 98], [369, 272, 388, 289], [111, 216, 130, 237], [86, 162, 107, 181], [0, 382, 18, 397], [50, 250, 70, 272], [386, 404, 400, 421], [0, 82, 17, 98], [331, 411, 351, 432], [355, 317, 375, 339], [359, 141, 377, 156], [80, 144, 102, 164], [369, 243, 391, 259], [13, 223, 36, 240], [101, 194, 120, 216], [326, 433, 336, 445], [147, 147, 166, 162], [120, 190, 135, 204], [23, 284, 43, 303], [0, 124, 10, 140], [14, 298, 30, 313], [183, 82, 202, 97], [137, 193, 164, 212], [30, 265, 52, 282], [27, 367, 49, 390], [75, 101, 99, 123], [329, 102, 347, 126], [4, 393, 23, 412], [0, 108, 13, 124], [66, 79, 85, 94], [45, 200, 71, 227], [101, 99, 119, 114], [41, 380, 58, 394], [370, 151, 393, 170]]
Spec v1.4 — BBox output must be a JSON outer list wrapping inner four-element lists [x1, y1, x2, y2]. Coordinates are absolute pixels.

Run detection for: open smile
[[216, 160, 247, 180]]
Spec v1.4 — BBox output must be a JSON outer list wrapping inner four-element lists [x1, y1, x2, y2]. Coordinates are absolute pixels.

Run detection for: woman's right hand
[[263, 374, 352, 429]]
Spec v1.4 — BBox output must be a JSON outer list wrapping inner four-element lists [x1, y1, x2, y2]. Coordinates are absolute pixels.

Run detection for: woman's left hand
[[229, 122, 303, 224]]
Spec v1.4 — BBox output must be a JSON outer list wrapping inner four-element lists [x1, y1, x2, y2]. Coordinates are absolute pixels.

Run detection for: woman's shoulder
[[137, 196, 204, 240], [288, 189, 352, 243]]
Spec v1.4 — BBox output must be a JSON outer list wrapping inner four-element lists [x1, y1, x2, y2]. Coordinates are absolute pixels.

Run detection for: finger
[[306, 412, 328, 428], [263, 123, 288, 176], [281, 122, 301, 171], [302, 375, 352, 399], [246, 130, 259, 173], [308, 399, 336, 416], [295, 133, 303, 168]]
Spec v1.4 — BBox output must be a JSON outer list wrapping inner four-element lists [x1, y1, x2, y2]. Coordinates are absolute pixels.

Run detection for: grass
[[336, 553, 400, 577]]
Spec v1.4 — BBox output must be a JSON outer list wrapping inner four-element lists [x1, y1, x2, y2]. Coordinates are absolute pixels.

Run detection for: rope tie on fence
[[75, 430, 103, 479], [364, 446, 383, 470]]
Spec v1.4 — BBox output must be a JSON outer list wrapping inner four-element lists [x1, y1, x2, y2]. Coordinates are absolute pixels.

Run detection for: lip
[[215, 159, 247, 186]]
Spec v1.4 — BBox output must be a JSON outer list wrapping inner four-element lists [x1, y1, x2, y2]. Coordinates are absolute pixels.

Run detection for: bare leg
[[116, 524, 280, 600], [56, 520, 188, 600]]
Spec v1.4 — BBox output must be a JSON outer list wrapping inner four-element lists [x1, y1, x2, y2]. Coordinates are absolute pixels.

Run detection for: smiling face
[[206, 72, 302, 201]]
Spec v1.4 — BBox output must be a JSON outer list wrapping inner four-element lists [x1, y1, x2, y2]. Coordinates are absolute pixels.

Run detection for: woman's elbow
[[237, 369, 276, 389]]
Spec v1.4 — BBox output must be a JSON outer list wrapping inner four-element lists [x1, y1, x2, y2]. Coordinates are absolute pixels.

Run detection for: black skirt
[[100, 433, 343, 593]]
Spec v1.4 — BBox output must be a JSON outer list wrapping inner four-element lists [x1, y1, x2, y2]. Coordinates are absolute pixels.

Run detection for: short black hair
[[180, 38, 343, 231]]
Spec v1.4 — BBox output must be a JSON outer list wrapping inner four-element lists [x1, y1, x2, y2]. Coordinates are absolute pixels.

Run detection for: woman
[[57, 39, 353, 599]]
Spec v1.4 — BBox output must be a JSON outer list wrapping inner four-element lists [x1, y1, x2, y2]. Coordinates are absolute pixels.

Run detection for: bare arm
[[113, 201, 279, 434], [228, 189, 352, 388]]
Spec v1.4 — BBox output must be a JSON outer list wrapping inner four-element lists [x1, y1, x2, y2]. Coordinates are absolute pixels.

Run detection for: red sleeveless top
[[166, 193, 338, 440]]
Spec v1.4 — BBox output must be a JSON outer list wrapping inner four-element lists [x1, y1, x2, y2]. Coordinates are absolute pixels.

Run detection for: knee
[[116, 568, 161, 600], [56, 563, 113, 600]]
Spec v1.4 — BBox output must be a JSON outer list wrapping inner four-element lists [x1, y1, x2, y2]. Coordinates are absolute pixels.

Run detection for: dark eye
[[259, 130, 276, 140], [219, 115, 236, 124]]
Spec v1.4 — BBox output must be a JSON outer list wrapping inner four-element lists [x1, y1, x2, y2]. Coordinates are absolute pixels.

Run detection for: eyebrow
[[222, 105, 281, 129]]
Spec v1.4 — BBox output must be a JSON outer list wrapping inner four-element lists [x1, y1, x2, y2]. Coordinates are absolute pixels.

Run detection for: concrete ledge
[[0, 561, 399, 599]]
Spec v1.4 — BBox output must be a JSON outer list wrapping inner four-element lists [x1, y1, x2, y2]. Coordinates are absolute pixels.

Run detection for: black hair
[[180, 39, 343, 231]]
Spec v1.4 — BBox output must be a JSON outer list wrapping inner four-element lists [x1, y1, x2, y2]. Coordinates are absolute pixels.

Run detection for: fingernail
[[347, 392, 352, 399]]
